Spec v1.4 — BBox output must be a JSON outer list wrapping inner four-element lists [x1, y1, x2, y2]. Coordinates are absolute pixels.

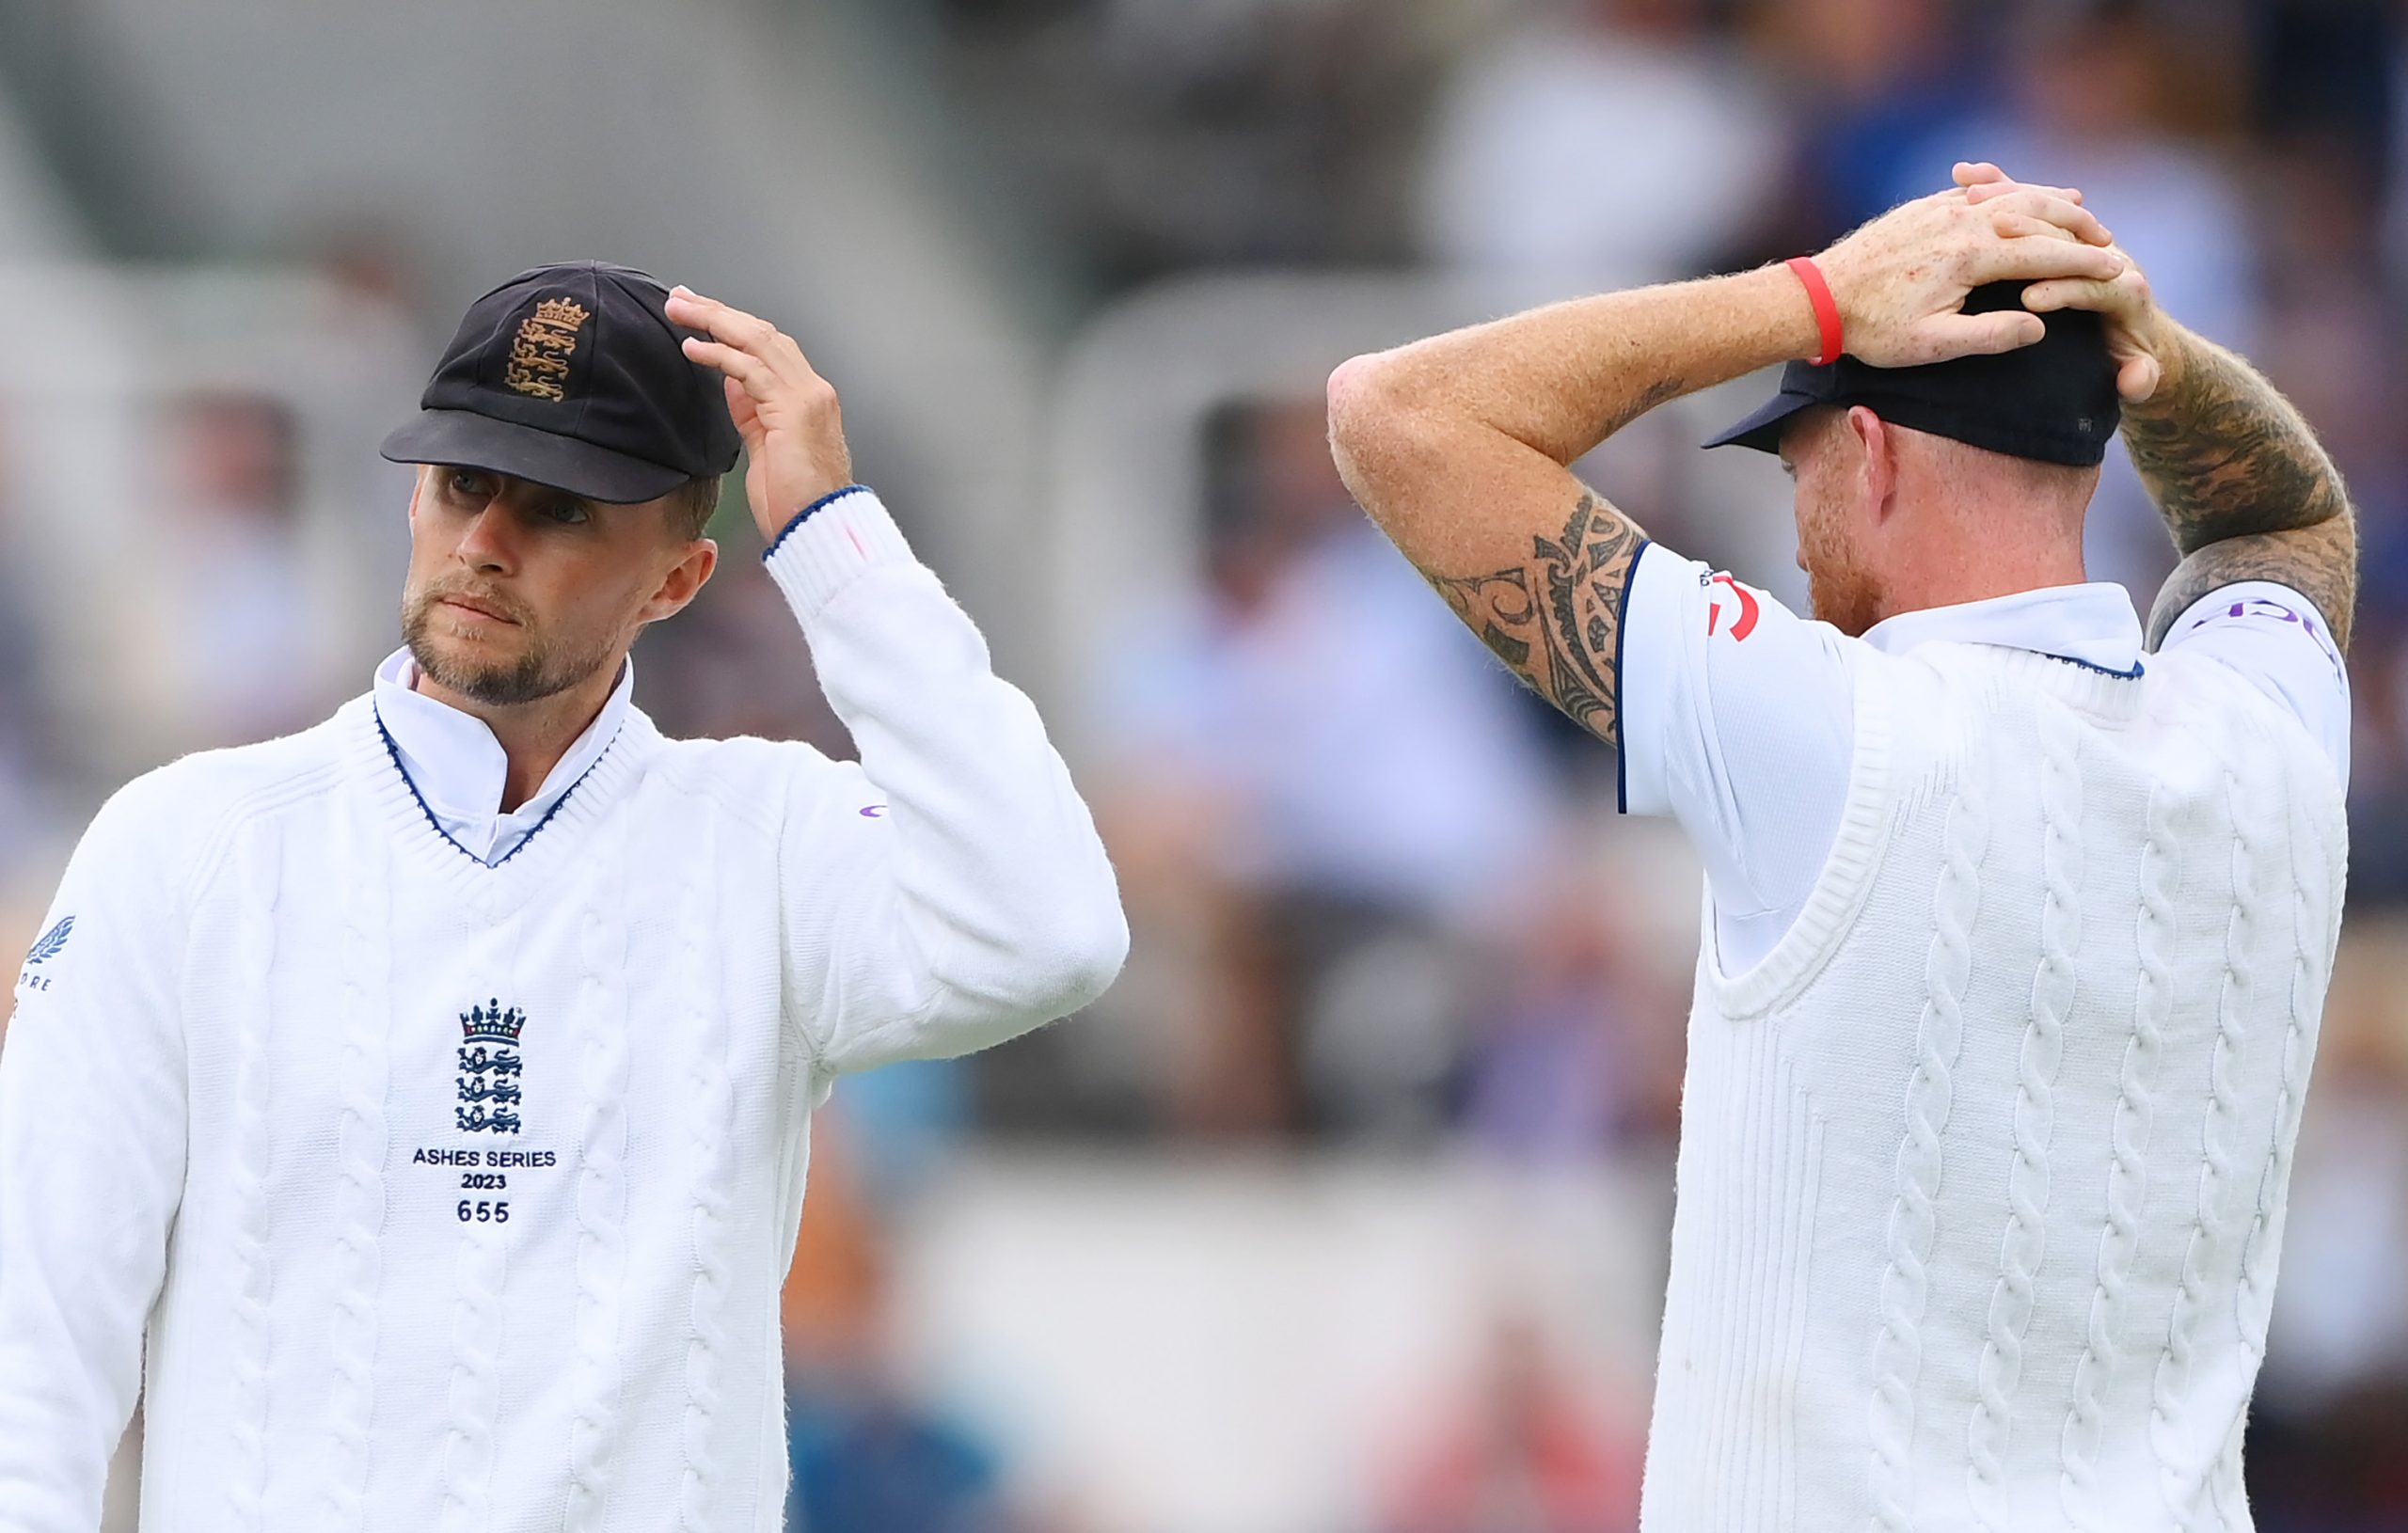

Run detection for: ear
[[1846, 406, 1897, 523], [639, 538, 719, 625]]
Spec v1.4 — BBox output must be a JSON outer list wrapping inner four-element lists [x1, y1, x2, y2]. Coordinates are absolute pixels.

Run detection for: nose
[[454, 502, 517, 574]]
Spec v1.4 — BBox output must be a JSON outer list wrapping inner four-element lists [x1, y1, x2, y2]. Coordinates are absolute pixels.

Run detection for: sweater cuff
[[762, 486, 919, 621]]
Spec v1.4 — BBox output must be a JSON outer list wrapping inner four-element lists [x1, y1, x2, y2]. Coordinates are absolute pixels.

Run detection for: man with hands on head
[[0, 261, 1127, 1530], [1331, 168, 2351, 1531]]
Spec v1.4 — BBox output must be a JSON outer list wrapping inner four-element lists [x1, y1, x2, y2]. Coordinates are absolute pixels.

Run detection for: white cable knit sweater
[[1639, 637, 2348, 1532], [0, 487, 1128, 1532]]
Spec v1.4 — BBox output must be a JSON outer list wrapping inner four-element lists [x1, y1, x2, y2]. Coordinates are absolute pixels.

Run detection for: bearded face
[[398, 466, 673, 709], [400, 572, 618, 707], [1782, 409, 1888, 639]]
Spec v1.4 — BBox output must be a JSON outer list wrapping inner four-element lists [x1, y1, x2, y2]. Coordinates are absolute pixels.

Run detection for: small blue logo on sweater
[[456, 999, 525, 1134], [25, 915, 72, 964]]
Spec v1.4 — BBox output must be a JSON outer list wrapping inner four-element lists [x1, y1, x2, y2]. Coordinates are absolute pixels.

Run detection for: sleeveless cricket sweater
[[0, 489, 1129, 1532], [1637, 637, 2348, 1533]]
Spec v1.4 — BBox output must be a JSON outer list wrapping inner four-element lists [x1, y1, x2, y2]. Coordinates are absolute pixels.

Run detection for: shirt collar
[[1861, 582, 2145, 676], [372, 646, 634, 842]]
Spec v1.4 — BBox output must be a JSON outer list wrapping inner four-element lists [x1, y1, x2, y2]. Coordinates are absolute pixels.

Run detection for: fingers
[[1966, 233, 2126, 288], [1956, 160, 2086, 207], [2019, 272, 2135, 315], [679, 335, 771, 392], [2115, 354, 2162, 403], [1975, 187, 2112, 246], [1925, 309, 2048, 358], [665, 286, 820, 387]]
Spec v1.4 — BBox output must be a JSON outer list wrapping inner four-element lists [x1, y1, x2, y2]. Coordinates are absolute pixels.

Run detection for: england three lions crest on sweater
[[0, 489, 1129, 1531]]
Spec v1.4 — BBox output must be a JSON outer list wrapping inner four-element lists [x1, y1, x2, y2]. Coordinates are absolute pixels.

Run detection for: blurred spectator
[[1457, 857, 1661, 1162], [1418, 0, 1785, 300], [635, 543, 855, 760], [1093, 398, 1570, 1137], [784, 1113, 1016, 1533], [141, 391, 322, 748], [1753, 0, 1990, 245], [1377, 1309, 1643, 1533]]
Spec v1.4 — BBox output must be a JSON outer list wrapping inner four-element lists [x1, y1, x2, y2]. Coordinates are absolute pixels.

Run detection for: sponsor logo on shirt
[[456, 999, 526, 1135], [14, 913, 71, 997], [2186, 594, 2344, 683], [1703, 571, 1759, 641]]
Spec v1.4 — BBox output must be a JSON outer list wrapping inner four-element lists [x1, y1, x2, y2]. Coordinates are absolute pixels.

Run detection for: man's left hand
[[665, 287, 854, 543]]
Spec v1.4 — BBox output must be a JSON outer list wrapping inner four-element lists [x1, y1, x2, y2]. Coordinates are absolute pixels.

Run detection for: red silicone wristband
[[1787, 256, 1844, 367]]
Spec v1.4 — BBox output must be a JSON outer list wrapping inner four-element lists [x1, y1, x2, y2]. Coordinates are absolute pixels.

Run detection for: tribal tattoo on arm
[[2126, 330, 2358, 651], [1423, 491, 1647, 744]]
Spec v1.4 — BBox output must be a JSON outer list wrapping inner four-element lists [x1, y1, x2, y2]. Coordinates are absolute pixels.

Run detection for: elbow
[[951, 868, 1129, 1026], [1325, 350, 1414, 485], [1036, 880, 1131, 1019]]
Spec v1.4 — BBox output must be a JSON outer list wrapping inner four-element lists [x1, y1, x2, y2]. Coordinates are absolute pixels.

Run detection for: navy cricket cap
[[381, 261, 741, 503], [1704, 281, 2122, 467]]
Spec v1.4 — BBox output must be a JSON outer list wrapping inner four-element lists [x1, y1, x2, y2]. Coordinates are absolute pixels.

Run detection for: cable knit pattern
[[1628, 640, 2345, 1533], [1864, 754, 1990, 1533], [2058, 777, 2180, 1528], [225, 823, 281, 1530], [1967, 702, 2083, 1525], [678, 814, 735, 1531], [438, 1215, 509, 1531], [564, 815, 635, 1532], [0, 485, 1143, 1530], [2237, 746, 2327, 1359], [325, 804, 394, 1527], [2153, 764, 2259, 1525]]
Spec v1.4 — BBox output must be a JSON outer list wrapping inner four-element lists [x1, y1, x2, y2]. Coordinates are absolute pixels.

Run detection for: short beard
[[1806, 559, 1886, 639], [401, 584, 610, 707]]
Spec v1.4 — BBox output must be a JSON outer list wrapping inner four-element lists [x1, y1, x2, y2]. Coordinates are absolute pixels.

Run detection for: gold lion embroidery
[[503, 296, 591, 401]]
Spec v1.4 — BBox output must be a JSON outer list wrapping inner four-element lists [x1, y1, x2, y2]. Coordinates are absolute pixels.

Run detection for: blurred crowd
[[9, 0, 2408, 1527]]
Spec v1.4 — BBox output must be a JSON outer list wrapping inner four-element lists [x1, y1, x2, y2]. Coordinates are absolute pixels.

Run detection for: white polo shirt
[[1617, 545, 2351, 973]]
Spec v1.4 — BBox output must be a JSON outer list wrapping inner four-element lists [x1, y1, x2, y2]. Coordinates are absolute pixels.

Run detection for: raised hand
[[1812, 179, 2127, 369], [664, 286, 854, 542], [1956, 161, 2168, 402]]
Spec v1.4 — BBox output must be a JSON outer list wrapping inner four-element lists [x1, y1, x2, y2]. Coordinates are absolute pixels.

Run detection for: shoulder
[[2150, 579, 2351, 785], [68, 707, 355, 901]]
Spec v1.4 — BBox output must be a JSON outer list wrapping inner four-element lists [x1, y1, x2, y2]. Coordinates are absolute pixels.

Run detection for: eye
[[448, 468, 491, 498], [543, 498, 593, 526]]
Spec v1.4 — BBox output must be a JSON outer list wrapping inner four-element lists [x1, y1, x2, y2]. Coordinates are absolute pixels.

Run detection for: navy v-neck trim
[[372, 703, 625, 869]]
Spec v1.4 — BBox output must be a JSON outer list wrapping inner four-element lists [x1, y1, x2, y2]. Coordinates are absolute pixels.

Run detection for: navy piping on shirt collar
[[762, 483, 872, 561], [372, 703, 625, 868], [2037, 651, 2147, 680], [1613, 538, 1653, 814]]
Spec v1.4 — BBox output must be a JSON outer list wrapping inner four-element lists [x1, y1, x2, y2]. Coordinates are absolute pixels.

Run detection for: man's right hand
[[1956, 160, 2171, 403], [1812, 178, 2127, 370]]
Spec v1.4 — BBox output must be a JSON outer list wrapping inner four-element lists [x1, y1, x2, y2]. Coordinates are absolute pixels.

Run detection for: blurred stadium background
[[4, 0, 2408, 1527]]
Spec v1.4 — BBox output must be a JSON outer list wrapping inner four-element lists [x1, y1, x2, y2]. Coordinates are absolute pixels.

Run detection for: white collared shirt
[[370, 647, 634, 865], [1619, 546, 2350, 973]]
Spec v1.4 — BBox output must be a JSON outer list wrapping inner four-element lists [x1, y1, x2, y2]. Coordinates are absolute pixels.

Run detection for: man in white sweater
[[0, 261, 1128, 1529], [1330, 166, 2351, 1530]]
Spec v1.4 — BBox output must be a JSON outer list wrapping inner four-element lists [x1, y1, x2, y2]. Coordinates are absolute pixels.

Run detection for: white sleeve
[[0, 782, 187, 1531], [1618, 543, 1856, 945], [763, 488, 1130, 1075], [2156, 579, 2352, 791]]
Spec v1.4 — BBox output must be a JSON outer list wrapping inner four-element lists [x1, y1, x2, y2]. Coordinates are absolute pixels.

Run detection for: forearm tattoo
[[2125, 332, 2358, 652], [1424, 492, 1645, 743], [2147, 519, 2358, 653]]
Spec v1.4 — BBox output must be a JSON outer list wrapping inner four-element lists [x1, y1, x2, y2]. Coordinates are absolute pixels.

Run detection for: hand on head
[[1809, 164, 2130, 373], [1953, 161, 2166, 403], [664, 287, 855, 543]]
